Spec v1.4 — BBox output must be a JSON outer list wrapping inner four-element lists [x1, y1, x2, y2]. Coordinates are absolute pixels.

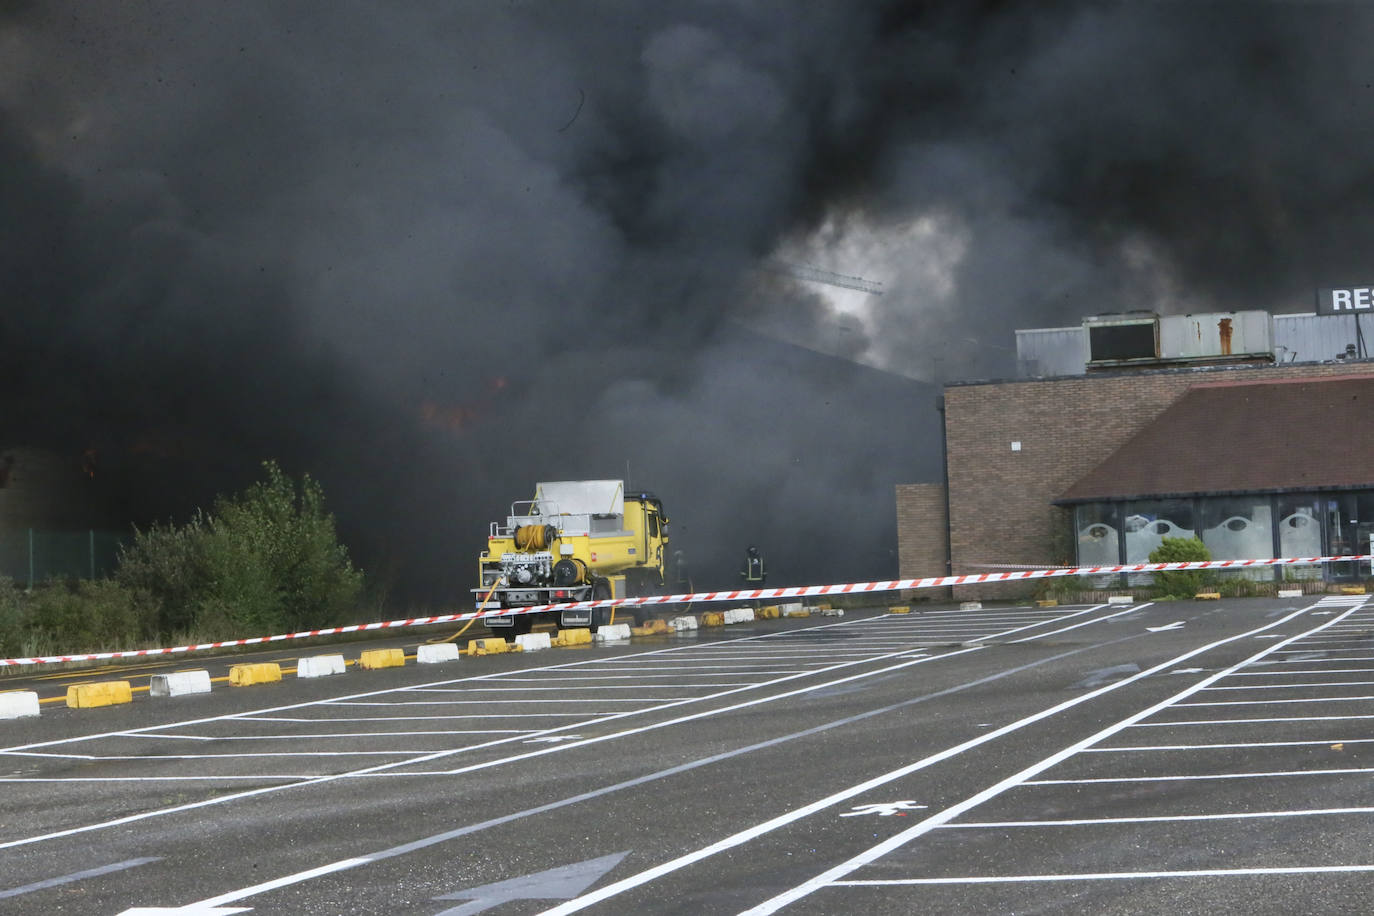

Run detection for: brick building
[[897, 310, 1374, 596]]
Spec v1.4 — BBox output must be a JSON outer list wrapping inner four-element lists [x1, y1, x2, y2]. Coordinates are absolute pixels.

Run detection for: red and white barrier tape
[[2, 554, 1367, 667]]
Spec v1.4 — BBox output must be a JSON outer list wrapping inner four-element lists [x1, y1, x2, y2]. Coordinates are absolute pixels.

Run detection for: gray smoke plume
[[3, 1, 1373, 599]]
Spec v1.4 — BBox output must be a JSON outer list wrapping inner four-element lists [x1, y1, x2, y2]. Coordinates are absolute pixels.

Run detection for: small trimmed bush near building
[[1149, 536, 1214, 598]]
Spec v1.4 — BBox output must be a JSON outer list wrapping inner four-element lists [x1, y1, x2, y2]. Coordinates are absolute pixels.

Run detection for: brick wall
[[896, 482, 947, 577], [896, 483, 949, 600], [939, 361, 1374, 598]]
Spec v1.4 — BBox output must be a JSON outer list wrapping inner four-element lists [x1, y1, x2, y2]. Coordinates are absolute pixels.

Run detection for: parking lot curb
[[229, 663, 283, 687], [67, 681, 133, 708]]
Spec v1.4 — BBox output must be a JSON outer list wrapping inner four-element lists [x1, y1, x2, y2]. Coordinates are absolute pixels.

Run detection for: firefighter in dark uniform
[[740, 545, 766, 590]]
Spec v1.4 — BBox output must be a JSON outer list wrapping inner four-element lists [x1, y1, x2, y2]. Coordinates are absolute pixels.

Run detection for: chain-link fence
[[0, 530, 128, 587]]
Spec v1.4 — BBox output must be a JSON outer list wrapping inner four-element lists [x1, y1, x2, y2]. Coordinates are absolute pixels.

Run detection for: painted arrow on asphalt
[[432, 851, 628, 916], [1147, 621, 1185, 632]]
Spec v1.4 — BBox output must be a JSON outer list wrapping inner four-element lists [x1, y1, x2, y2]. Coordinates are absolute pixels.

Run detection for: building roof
[[1057, 373, 1374, 503]]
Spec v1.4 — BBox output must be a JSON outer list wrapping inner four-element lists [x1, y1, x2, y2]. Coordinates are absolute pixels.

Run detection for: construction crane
[[763, 260, 884, 295]]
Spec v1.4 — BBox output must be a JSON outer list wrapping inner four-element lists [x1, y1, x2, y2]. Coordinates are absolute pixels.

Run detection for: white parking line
[[1010, 605, 1147, 642], [0, 642, 984, 851], [169, 626, 1141, 910], [1024, 767, 1374, 785], [0, 857, 161, 901], [943, 805, 1374, 827], [1202, 680, 1374, 689], [1134, 713, 1374, 726], [1177, 695, 1374, 706], [832, 864, 1374, 885], [731, 602, 1360, 915], [1086, 738, 1374, 752], [8, 750, 444, 760], [546, 602, 1338, 915], [1229, 667, 1374, 675]]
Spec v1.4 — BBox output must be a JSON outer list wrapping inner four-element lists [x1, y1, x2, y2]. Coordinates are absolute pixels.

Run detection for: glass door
[[1325, 495, 1360, 580]]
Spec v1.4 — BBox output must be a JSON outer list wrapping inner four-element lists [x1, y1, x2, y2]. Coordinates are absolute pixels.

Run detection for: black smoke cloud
[[3, 2, 1373, 599]]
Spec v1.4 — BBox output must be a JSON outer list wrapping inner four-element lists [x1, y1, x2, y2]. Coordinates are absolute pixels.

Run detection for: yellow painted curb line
[[66, 680, 133, 709], [229, 662, 283, 686], [1195, 592, 1221, 600], [467, 637, 511, 656], [358, 647, 406, 669], [889, 606, 910, 614], [551, 628, 592, 647], [1036, 599, 1058, 607], [1341, 586, 1367, 595]]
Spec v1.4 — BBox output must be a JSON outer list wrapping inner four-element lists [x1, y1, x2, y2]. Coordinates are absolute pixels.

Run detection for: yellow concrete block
[[815, 602, 832, 611], [1195, 592, 1221, 600], [756, 605, 781, 619], [889, 606, 911, 614], [552, 628, 592, 647], [66, 680, 133, 709], [229, 663, 283, 686], [631, 619, 672, 636], [1341, 585, 1367, 595], [359, 647, 406, 669], [700, 612, 725, 627], [784, 609, 811, 618], [466, 637, 511, 656], [1036, 599, 1058, 607]]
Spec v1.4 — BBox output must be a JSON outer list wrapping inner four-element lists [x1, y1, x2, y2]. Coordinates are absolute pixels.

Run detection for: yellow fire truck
[[475, 480, 669, 634]]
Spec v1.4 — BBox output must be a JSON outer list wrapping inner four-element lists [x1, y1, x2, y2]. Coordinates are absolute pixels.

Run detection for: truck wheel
[[505, 614, 534, 638], [590, 579, 612, 632], [591, 606, 612, 631]]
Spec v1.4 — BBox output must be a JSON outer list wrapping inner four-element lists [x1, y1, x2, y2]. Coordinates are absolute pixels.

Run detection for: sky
[[5, 0, 1374, 601]]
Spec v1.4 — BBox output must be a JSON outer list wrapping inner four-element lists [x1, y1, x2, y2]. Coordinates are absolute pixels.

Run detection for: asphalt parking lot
[[2, 594, 1372, 914]]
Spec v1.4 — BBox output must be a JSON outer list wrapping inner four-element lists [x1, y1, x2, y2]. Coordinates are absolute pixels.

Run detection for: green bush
[[118, 461, 363, 639], [0, 463, 365, 664], [0, 577, 158, 659], [1149, 536, 1213, 598]]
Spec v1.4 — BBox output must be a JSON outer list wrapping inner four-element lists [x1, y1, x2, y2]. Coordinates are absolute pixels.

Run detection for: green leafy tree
[[119, 461, 363, 638], [1149, 536, 1212, 598]]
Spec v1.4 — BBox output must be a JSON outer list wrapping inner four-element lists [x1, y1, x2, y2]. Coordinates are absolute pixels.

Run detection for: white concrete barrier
[[594, 623, 632, 642], [0, 690, 39, 719], [820, 607, 844, 617], [149, 670, 212, 698], [1277, 588, 1303, 599], [780, 602, 804, 615], [723, 608, 755, 624], [417, 643, 461, 664], [298, 654, 346, 678], [1107, 595, 1135, 606], [515, 632, 552, 652], [670, 615, 698, 632], [959, 601, 982, 611]]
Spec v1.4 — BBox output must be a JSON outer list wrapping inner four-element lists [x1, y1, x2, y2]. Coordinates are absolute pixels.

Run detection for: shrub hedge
[[0, 461, 363, 661]]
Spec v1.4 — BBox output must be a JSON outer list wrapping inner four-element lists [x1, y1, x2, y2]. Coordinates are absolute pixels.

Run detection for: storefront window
[[1075, 503, 1119, 567], [1201, 496, 1274, 581], [1276, 494, 1322, 580], [1124, 499, 1196, 563], [1123, 499, 1195, 585], [1075, 503, 1120, 587]]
